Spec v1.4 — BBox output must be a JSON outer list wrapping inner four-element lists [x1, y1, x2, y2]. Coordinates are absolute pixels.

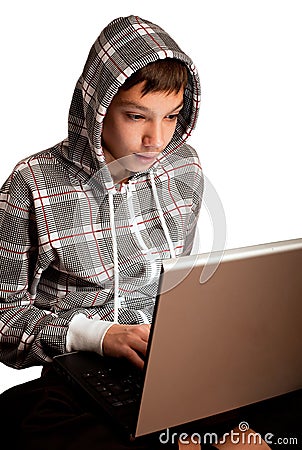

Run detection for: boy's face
[[101, 82, 184, 181]]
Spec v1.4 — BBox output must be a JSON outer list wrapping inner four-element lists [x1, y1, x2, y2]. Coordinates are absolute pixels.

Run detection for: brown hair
[[121, 58, 188, 96]]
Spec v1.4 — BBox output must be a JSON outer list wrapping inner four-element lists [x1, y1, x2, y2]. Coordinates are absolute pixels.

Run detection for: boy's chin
[[120, 155, 157, 173], [106, 154, 158, 183]]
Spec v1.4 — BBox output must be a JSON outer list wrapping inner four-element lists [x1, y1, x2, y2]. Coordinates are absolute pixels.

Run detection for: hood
[[61, 15, 201, 189]]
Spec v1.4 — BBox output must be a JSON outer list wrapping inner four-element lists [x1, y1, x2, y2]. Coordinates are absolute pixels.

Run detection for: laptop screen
[[135, 238, 302, 436]]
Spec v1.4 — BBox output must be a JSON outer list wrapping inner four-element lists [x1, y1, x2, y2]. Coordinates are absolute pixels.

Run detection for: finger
[[133, 324, 151, 342], [130, 336, 148, 358], [126, 348, 146, 370], [102, 324, 150, 365], [120, 333, 148, 368]]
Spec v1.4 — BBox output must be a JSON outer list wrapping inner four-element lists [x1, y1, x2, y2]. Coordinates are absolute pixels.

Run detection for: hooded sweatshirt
[[0, 15, 203, 369]]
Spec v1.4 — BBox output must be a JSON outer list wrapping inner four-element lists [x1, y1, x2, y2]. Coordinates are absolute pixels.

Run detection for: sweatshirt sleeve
[[0, 171, 112, 369], [66, 314, 114, 356], [0, 171, 64, 368]]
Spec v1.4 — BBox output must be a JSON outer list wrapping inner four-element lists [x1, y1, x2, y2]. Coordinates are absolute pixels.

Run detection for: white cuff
[[66, 314, 114, 356]]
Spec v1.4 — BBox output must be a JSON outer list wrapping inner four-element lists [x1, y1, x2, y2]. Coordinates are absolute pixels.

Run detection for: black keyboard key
[[81, 360, 143, 409]]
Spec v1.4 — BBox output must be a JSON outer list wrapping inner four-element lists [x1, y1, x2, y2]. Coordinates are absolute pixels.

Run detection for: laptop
[[53, 237, 302, 441]]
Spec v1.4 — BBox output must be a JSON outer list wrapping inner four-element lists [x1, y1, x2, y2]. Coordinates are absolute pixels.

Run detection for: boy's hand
[[102, 324, 150, 370]]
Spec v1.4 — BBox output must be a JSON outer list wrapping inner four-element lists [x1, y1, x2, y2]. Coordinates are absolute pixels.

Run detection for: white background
[[1, 0, 301, 391]]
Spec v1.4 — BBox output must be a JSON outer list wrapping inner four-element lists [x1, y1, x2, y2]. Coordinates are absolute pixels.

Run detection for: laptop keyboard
[[81, 365, 143, 408]]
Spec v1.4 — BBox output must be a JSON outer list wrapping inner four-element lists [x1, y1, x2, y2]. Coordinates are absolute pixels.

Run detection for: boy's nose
[[142, 123, 164, 150]]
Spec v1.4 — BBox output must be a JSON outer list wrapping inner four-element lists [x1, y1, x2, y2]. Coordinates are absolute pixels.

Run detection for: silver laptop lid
[[135, 238, 302, 437]]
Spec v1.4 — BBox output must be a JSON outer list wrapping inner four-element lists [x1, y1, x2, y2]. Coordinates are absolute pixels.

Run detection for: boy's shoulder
[[1, 145, 65, 196], [12, 146, 60, 174]]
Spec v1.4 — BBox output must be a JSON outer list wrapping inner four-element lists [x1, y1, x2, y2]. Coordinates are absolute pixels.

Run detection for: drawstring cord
[[149, 170, 176, 258], [109, 170, 176, 323], [108, 190, 120, 323]]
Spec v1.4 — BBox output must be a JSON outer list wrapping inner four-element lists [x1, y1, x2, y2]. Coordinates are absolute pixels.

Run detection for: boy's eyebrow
[[168, 101, 184, 112], [116, 99, 184, 113]]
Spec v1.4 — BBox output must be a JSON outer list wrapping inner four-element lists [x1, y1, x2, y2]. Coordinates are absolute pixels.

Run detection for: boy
[[0, 15, 203, 449], [0, 14, 290, 450]]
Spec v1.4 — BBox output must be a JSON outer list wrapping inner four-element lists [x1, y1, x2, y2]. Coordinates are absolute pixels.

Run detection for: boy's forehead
[[113, 82, 152, 106], [113, 86, 146, 107], [111, 82, 184, 111]]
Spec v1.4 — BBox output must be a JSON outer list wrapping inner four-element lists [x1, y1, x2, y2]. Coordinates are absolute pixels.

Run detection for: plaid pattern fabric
[[0, 15, 203, 368]]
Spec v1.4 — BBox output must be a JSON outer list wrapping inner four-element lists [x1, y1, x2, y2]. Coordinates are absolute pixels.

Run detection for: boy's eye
[[166, 113, 179, 120], [127, 113, 144, 121]]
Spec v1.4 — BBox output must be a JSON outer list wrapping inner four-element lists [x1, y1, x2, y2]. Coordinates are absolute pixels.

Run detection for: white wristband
[[66, 314, 114, 356]]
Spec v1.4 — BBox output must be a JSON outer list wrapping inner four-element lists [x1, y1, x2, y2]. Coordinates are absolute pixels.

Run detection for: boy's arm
[[0, 174, 112, 369], [0, 174, 71, 368], [0, 173, 151, 370]]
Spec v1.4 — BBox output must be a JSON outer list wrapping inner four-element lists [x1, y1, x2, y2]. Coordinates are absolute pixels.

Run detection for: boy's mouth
[[134, 153, 159, 164]]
